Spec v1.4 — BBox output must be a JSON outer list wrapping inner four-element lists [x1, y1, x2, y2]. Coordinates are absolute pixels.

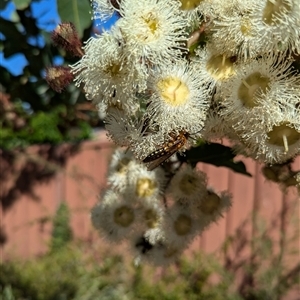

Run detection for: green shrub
[[50, 202, 73, 252]]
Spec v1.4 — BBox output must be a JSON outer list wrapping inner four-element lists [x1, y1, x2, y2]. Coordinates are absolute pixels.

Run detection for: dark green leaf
[[178, 142, 252, 177], [0, 0, 9, 10], [0, 18, 27, 57], [57, 0, 92, 38]]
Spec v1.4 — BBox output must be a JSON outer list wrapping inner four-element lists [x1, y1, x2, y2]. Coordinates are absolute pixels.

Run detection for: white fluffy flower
[[119, 0, 187, 74], [71, 28, 138, 104], [201, 108, 236, 141], [253, 0, 300, 53], [241, 102, 300, 163], [144, 61, 211, 136], [219, 53, 300, 131], [104, 106, 141, 147], [162, 204, 204, 249], [168, 165, 207, 205], [125, 163, 167, 204], [209, 0, 268, 60], [194, 189, 232, 225], [91, 190, 142, 242], [193, 46, 238, 84], [107, 149, 140, 193], [141, 201, 165, 230]]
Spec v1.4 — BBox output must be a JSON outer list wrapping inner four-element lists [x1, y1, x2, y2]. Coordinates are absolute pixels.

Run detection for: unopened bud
[[45, 66, 74, 93], [51, 22, 84, 57]]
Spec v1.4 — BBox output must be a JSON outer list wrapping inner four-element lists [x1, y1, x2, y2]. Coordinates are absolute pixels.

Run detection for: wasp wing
[[144, 150, 178, 171], [143, 139, 185, 171]]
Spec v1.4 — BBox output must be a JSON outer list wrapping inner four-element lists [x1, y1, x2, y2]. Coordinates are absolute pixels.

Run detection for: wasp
[[143, 130, 190, 171]]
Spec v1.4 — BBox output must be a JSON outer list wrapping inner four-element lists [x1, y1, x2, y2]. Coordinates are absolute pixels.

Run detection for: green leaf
[[51, 202, 73, 252], [0, 19, 27, 57], [179, 142, 252, 177], [29, 111, 63, 143], [57, 0, 92, 38], [12, 0, 31, 10], [0, 0, 9, 10]]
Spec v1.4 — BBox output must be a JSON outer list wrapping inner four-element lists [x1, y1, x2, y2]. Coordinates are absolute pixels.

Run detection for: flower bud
[[45, 66, 74, 93], [51, 22, 84, 57]]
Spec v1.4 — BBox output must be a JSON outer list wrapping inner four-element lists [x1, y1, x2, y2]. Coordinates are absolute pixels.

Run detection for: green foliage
[[2, 205, 298, 300], [1, 222, 298, 300], [0, 0, 96, 150], [0, 104, 92, 150], [50, 202, 73, 252], [0, 247, 82, 300], [28, 111, 63, 143], [0, 245, 239, 300]]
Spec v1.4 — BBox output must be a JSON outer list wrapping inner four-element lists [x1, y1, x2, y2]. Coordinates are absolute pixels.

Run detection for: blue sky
[[0, 0, 117, 76]]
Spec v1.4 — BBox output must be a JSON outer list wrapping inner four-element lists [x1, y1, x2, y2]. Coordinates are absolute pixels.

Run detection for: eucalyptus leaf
[[178, 142, 252, 177], [57, 0, 92, 38]]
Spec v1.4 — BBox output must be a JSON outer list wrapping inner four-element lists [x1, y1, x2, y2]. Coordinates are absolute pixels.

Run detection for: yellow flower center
[[139, 12, 160, 42], [144, 15, 158, 34], [263, 0, 292, 25], [136, 178, 157, 198], [144, 208, 159, 228], [199, 192, 221, 215], [174, 214, 192, 236], [114, 205, 134, 227], [206, 54, 236, 81], [240, 17, 253, 36], [267, 122, 300, 153], [116, 157, 131, 174], [179, 174, 199, 195], [104, 62, 122, 77], [157, 77, 190, 106], [179, 0, 202, 10], [238, 72, 270, 108]]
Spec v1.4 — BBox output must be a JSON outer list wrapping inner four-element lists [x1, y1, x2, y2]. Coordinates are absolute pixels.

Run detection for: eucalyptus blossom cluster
[[91, 149, 231, 265], [69, 0, 300, 264]]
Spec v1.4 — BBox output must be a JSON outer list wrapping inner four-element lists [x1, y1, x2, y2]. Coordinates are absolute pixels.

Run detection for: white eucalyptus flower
[[254, 0, 300, 53], [119, 0, 187, 76], [195, 189, 232, 225], [162, 204, 204, 249], [91, 190, 142, 243], [219, 52, 300, 131], [168, 165, 207, 205], [144, 61, 211, 136], [71, 27, 138, 104], [209, 0, 268, 60], [242, 102, 300, 163]]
